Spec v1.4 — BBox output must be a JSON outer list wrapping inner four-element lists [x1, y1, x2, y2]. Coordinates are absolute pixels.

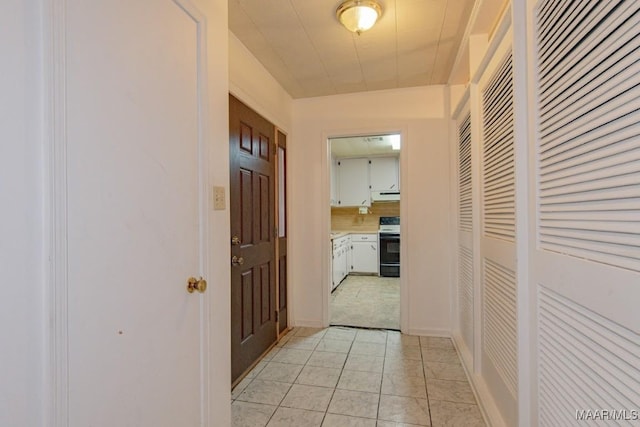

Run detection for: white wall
[[290, 86, 453, 335], [229, 32, 293, 133], [0, 1, 44, 426]]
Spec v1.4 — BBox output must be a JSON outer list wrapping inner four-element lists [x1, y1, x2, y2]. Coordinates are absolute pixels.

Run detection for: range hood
[[371, 190, 400, 202]]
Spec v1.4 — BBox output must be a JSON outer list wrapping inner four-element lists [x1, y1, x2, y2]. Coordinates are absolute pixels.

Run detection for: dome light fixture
[[336, 0, 382, 35]]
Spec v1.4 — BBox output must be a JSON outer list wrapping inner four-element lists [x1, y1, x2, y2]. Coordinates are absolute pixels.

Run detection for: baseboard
[[451, 333, 507, 427], [290, 319, 325, 329], [405, 327, 451, 337]]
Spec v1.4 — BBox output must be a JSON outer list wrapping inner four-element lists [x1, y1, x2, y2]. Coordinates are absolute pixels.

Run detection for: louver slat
[[540, 114, 640, 169], [482, 52, 515, 241], [538, 2, 635, 98], [539, 20, 640, 124], [538, 2, 617, 82], [541, 141, 640, 183], [483, 259, 517, 397], [459, 113, 472, 231], [536, 0, 640, 273], [538, 286, 640, 427], [458, 246, 473, 351]]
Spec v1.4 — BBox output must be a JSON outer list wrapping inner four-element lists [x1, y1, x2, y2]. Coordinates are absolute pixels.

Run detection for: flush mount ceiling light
[[336, 0, 382, 34]]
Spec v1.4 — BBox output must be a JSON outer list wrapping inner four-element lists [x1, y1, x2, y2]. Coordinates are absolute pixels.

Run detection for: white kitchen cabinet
[[330, 155, 338, 206], [342, 235, 351, 282], [331, 239, 340, 290], [370, 156, 399, 191], [350, 233, 378, 274], [331, 250, 341, 290], [345, 238, 352, 276], [337, 158, 370, 206], [331, 234, 351, 290]]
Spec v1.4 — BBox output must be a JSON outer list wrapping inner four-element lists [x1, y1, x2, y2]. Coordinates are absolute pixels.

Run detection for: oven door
[[379, 232, 400, 277]]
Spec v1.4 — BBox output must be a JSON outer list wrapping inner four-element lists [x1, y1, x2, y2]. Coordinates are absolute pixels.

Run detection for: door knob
[[231, 256, 245, 266], [187, 277, 207, 294]]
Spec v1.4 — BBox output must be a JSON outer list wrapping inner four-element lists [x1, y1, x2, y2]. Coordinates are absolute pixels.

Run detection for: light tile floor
[[231, 326, 486, 427], [330, 276, 400, 330]]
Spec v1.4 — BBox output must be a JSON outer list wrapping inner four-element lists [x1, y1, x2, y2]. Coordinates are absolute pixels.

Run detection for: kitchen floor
[[331, 275, 400, 330], [231, 326, 486, 427]]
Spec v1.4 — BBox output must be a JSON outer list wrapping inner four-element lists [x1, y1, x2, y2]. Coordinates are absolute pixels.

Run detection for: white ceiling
[[330, 134, 400, 157], [229, 0, 476, 99]]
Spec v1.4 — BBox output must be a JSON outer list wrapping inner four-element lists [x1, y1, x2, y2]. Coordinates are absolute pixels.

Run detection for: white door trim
[[43, 0, 69, 424], [174, 1, 212, 424]]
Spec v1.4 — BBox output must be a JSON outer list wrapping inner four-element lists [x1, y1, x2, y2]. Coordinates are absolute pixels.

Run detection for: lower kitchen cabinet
[[332, 233, 378, 290], [331, 235, 351, 290], [350, 233, 378, 274]]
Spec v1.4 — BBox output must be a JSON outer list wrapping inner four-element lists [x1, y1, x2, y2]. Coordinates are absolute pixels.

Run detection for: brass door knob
[[187, 277, 207, 294], [231, 256, 245, 266]]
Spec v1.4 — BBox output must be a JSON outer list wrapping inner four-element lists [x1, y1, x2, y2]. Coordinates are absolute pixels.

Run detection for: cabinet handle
[[361, 199, 366, 205], [371, 245, 376, 250]]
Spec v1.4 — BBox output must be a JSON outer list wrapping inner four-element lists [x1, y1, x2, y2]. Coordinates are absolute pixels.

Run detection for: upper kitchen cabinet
[[370, 157, 399, 191], [337, 158, 370, 207], [330, 155, 338, 206]]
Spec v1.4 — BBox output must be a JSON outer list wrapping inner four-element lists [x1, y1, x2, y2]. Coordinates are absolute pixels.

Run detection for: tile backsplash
[[331, 202, 400, 232]]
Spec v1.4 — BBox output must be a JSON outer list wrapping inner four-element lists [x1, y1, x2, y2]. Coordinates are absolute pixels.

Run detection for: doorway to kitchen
[[329, 133, 401, 330]]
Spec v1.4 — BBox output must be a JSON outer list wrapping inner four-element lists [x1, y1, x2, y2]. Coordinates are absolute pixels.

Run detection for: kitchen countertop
[[330, 231, 349, 240], [330, 230, 378, 240]]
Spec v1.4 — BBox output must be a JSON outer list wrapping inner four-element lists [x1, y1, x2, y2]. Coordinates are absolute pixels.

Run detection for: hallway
[[231, 327, 485, 426]]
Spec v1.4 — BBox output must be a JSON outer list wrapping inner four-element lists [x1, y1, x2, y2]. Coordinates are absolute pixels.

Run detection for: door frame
[[275, 128, 289, 338], [321, 126, 409, 332], [44, 0, 213, 424]]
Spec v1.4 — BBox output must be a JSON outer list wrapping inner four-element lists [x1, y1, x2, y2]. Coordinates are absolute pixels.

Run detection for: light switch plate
[[213, 186, 225, 210]]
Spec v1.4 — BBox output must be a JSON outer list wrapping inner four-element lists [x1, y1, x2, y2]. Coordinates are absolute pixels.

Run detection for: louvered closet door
[[533, 1, 640, 425], [456, 102, 474, 357], [478, 33, 518, 426]]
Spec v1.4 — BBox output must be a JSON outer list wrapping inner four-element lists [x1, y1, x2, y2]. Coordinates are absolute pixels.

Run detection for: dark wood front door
[[229, 94, 277, 383]]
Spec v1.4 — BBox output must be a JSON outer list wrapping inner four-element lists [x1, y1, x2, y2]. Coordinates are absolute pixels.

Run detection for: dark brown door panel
[[230, 94, 277, 383]]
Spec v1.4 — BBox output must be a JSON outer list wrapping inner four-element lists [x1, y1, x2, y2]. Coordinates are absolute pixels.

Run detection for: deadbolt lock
[[231, 236, 241, 245], [187, 277, 207, 294]]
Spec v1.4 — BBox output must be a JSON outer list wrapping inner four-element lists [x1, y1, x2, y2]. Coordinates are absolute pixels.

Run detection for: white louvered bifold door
[[456, 101, 474, 356], [533, 0, 640, 425], [478, 31, 518, 426]]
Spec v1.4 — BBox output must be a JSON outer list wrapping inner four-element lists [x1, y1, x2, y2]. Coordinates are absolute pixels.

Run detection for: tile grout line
[[271, 334, 317, 426], [422, 341, 434, 427], [272, 327, 353, 426], [232, 327, 484, 426], [321, 334, 351, 425]]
